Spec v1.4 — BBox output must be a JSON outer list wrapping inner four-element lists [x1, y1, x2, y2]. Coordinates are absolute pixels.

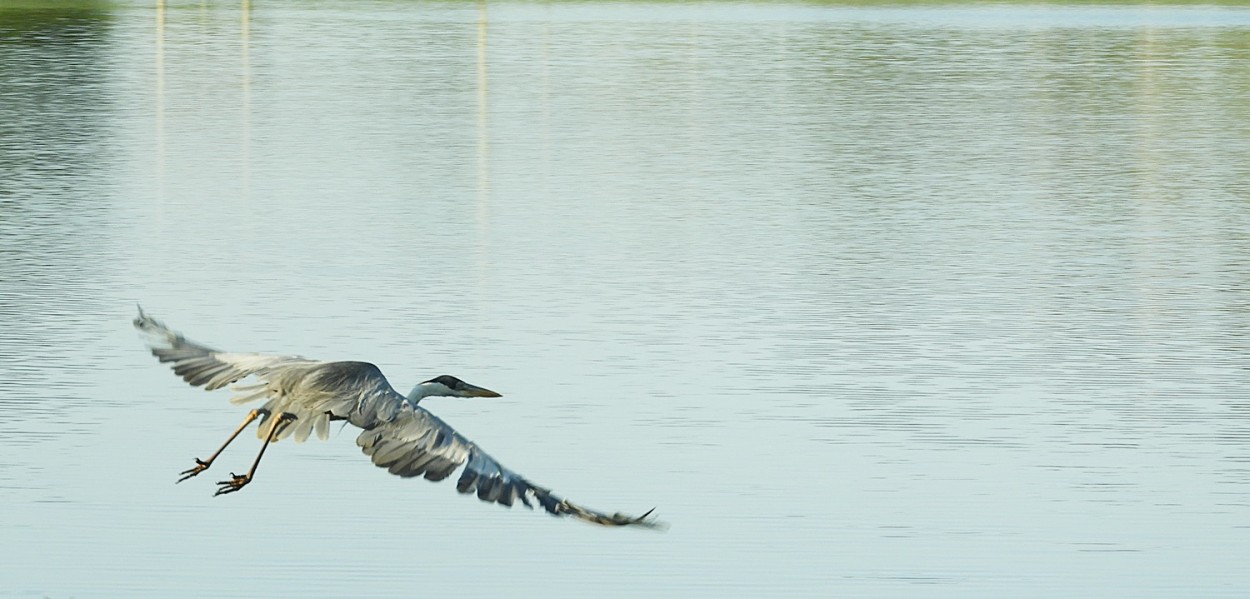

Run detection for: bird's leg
[[178, 409, 267, 483], [215, 412, 295, 497]]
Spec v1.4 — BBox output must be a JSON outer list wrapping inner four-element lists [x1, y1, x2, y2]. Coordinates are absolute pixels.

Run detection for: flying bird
[[134, 308, 663, 529]]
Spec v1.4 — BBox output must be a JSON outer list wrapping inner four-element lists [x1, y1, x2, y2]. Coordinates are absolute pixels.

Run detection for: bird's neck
[[406, 384, 430, 403], [406, 382, 441, 404]]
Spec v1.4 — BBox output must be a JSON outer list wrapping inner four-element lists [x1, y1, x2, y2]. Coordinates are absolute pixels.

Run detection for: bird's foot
[[177, 458, 211, 483], [214, 472, 251, 496]]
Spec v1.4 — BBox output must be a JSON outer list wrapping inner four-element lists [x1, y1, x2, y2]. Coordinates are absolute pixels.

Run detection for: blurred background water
[[2, 1, 1250, 597]]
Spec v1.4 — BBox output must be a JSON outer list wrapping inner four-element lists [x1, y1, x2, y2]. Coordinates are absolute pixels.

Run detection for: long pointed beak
[[463, 383, 502, 398]]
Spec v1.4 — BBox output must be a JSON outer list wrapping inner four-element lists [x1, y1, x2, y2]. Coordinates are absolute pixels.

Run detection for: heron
[[134, 308, 664, 529]]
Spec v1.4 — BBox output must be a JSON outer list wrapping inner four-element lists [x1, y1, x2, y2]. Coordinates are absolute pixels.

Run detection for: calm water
[[3, 1, 1250, 597]]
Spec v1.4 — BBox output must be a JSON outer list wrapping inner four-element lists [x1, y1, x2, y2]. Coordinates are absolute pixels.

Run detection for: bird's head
[[408, 375, 502, 402]]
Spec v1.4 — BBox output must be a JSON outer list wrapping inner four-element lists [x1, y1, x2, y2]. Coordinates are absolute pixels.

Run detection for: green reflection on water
[[6, 0, 1250, 8], [0, 1, 112, 183]]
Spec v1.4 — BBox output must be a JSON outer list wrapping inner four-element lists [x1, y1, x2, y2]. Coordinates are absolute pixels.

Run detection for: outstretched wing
[[357, 404, 665, 529], [135, 308, 341, 440], [135, 307, 316, 391], [135, 309, 434, 444]]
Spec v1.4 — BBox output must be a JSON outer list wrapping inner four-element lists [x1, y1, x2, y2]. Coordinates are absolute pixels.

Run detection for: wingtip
[[133, 304, 151, 327], [616, 506, 667, 530], [635, 507, 669, 530], [132, 306, 177, 343]]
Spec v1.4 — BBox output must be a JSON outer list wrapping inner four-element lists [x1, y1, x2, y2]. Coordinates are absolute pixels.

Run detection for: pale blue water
[[3, 2, 1250, 597]]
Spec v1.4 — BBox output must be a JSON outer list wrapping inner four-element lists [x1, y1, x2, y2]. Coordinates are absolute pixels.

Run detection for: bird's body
[[135, 308, 663, 528]]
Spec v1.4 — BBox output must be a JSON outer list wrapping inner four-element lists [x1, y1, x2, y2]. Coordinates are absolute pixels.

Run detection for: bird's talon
[[177, 458, 212, 483], [214, 473, 252, 496]]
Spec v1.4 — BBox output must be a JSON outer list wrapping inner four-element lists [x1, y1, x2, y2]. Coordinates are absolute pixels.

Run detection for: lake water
[[3, 1, 1250, 597]]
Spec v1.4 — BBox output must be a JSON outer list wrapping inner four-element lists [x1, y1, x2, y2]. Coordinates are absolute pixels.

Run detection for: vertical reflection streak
[[155, 0, 166, 203], [475, 2, 490, 226], [541, 19, 551, 200], [241, 0, 252, 202], [474, 2, 491, 293]]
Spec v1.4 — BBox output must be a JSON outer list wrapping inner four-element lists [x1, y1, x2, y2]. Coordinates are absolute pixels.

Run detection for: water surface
[[2, 2, 1250, 597]]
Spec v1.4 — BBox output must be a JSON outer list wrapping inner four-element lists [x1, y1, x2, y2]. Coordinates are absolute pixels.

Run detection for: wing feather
[[356, 404, 665, 529], [135, 308, 316, 394]]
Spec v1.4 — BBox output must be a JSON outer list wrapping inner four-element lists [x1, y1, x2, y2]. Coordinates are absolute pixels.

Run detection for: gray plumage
[[135, 308, 664, 529]]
